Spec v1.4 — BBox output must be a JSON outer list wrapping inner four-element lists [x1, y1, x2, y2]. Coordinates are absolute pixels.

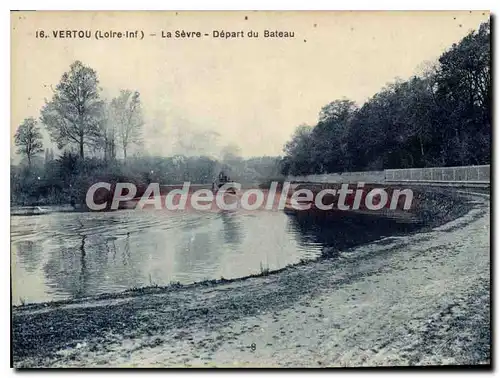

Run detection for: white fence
[[385, 165, 490, 183], [288, 165, 490, 186]]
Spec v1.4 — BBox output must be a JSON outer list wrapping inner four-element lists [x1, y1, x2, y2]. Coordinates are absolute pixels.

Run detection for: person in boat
[[218, 171, 230, 185], [215, 171, 236, 194]]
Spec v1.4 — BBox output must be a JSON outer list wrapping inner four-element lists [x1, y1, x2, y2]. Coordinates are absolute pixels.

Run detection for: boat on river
[[11, 206, 51, 216], [212, 171, 237, 195]]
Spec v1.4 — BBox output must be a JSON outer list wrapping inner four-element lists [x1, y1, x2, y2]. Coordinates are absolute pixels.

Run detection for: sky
[[11, 10, 490, 160]]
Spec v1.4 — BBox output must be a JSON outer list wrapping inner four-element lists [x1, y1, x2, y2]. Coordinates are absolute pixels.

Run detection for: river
[[11, 206, 421, 305]]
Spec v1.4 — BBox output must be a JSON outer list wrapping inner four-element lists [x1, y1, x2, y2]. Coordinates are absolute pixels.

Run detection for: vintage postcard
[[10, 10, 491, 368]]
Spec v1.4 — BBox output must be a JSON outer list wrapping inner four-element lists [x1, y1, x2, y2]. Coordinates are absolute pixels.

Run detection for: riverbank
[[12, 191, 490, 367]]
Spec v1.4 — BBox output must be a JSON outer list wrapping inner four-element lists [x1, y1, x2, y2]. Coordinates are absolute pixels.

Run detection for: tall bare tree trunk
[[80, 135, 84, 159]]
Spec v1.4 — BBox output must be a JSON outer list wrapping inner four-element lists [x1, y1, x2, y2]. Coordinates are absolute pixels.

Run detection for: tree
[[14, 117, 44, 166], [93, 101, 117, 161], [110, 90, 143, 159], [313, 99, 357, 172], [40, 61, 104, 159], [318, 99, 357, 124], [282, 21, 490, 173], [281, 125, 319, 175], [434, 20, 491, 165]]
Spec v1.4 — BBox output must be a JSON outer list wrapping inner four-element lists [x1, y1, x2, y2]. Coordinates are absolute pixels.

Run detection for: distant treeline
[[280, 21, 490, 176], [10, 153, 282, 206]]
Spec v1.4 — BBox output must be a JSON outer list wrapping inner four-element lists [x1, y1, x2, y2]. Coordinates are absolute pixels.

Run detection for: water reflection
[[15, 240, 42, 273], [11, 207, 419, 305], [286, 211, 421, 257], [219, 211, 242, 245]]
